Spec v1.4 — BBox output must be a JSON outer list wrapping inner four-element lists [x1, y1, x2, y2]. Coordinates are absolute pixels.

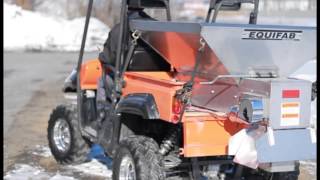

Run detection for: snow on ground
[[4, 160, 112, 179], [4, 145, 112, 179], [4, 164, 76, 180], [4, 162, 111, 180], [4, 3, 109, 52], [66, 159, 112, 178], [32, 145, 112, 178]]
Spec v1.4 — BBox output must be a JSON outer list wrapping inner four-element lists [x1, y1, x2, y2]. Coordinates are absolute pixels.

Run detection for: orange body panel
[[121, 72, 247, 157], [80, 59, 102, 90], [182, 112, 246, 157], [122, 72, 184, 122], [79, 60, 247, 157]]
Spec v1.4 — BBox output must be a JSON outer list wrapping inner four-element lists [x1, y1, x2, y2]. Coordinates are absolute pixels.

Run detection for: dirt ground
[[4, 52, 112, 179], [3, 52, 316, 179]]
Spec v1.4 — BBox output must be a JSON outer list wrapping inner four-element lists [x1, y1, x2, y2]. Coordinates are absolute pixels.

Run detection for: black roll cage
[[206, 0, 259, 24]]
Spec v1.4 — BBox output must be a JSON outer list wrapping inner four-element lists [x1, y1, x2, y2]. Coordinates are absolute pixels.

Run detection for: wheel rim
[[119, 154, 136, 180], [53, 118, 71, 152]]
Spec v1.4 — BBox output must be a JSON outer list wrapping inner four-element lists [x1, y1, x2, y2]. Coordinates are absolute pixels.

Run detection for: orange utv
[[47, 0, 316, 179]]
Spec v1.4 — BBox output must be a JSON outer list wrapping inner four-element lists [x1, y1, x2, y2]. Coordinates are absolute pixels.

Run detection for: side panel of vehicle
[[80, 59, 102, 90], [182, 112, 247, 157], [122, 72, 183, 122], [121, 72, 248, 157]]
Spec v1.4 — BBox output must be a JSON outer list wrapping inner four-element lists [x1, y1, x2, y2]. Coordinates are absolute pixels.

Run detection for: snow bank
[[4, 3, 109, 52]]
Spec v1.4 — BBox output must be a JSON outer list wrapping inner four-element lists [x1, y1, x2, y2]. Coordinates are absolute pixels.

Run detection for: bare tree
[[12, 0, 34, 10], [93, 0, 120, 27]]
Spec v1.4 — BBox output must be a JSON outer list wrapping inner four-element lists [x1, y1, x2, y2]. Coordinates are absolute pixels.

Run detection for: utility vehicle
[[47, 0, 316, 179]]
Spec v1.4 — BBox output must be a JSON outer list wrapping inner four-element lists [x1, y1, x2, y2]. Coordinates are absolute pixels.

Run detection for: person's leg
[[63, 68, 77, 92], [96, 75, 114, 122]]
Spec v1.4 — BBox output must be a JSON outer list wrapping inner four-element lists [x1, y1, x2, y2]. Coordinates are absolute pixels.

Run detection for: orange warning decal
[[282, 114, 299, 118], [282, 103, 299, 108], [280, 102, 300, 126]]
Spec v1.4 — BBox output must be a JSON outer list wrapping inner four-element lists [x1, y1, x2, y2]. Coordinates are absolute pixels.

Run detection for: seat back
[[128, 0, 169, 9], [127, 40, 171, 71]]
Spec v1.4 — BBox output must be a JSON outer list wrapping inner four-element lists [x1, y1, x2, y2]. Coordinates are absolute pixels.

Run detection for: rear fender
[[80, 59, 102, 90], [116, 93, 160, 119]]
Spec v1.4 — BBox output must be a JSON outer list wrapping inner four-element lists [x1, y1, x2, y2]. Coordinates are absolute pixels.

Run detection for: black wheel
[[112, 135, 165, 180], [47, 104, 90, 164]]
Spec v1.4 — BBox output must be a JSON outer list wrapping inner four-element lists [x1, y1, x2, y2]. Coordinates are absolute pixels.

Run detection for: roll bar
[[206, 0, 259, 24]]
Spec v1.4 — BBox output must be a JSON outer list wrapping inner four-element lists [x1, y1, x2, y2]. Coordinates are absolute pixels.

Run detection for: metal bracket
[[175, 38, 206, 123], [176, 38, 206, 104], [198, 38, 206, 52], [131, 30, 141, 45]]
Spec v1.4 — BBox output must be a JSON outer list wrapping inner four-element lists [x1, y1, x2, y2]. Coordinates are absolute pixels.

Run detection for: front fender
[[80, 59, 102, 90]]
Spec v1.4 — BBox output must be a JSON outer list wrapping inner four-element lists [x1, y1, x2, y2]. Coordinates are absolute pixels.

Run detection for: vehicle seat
[[126, 0, 171, 71], [127, 39, 171, 71]]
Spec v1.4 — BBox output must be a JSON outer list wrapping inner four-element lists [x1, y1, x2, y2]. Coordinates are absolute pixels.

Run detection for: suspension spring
[[159, 127, 180, 155]]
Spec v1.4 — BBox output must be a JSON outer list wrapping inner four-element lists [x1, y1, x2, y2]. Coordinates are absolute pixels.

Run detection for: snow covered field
[[4, 3, 109, 52]]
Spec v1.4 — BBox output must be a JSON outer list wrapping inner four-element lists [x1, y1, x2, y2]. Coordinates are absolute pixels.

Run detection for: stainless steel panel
[[200, 23, 316, 78], [191, 78, 271, 113], [256, 128, 316, 163], [269, 79, 312, 129], [131, 20, 316, 79]]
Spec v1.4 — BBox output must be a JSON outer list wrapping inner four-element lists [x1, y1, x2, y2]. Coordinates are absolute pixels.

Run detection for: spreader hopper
[[130, 20, 316, 113]]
